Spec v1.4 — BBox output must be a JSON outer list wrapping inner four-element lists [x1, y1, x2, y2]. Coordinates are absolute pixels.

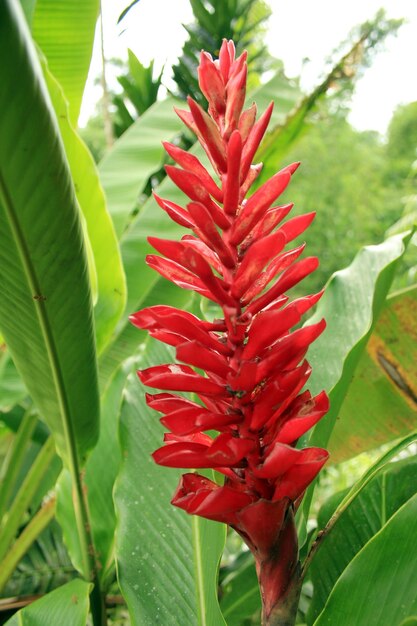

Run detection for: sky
[[79, 0, 417, 135]]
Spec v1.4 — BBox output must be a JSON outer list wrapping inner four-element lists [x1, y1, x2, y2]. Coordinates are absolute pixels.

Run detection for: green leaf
[[0, 406, 49, 446], [308, 457, 417, 623], [2, 519, 76, 598], [98, 280, 191, 389], [99, 168, 196, 388], [313, 491, 417, 626], [32, 0, 99, 124], [0, 410, 37, 521], [256, 30, 385, 178], [299, 233, 410, 510], [0, 351, 27, 411], [399, 619, 417, 626], [220, 553, 260, 626], [0, 438, 56, 565], [114, 341, 227, 626], [330, 285, 417, 462], [4, 578, 91, 626], [117, 0, 141, 24], [41, 60, 126, 353], [297, 232, 411, 542], [57, 365, 126, 584], [250, 72, 301, 132], [0, 0, 99, 465], [98, 97, 183, 239]]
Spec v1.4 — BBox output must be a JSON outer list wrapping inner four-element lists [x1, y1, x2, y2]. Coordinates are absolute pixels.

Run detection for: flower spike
[[131, 39, 329, 624]]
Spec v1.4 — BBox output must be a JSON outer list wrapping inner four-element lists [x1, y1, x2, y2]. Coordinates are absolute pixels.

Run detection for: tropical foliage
[[0, 1, 416, 625]]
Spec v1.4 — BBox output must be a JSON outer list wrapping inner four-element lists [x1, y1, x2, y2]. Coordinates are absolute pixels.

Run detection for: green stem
[[0, 436, 56, 562], [0, 494, 56, 593], [0, 410, 37, 520], [69, 463, 106, 626]]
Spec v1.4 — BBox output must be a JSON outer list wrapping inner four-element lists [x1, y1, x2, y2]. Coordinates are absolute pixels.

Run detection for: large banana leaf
[[32, 0, 99, 124], [298, 232, 410, 539], [42, 61, 126, 353], [329, 285, 417, 462], [4, 579, 91, 626], [313, 491, 417, 625], [307, 232, 411, 450], [308, 456, 417, 623], [0, 0, 99, 465], [98, 97, 184, 239], [114, 341, 226, 626]]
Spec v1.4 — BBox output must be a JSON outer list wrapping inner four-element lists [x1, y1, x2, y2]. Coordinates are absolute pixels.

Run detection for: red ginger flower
[[130, 40, 329, 625]]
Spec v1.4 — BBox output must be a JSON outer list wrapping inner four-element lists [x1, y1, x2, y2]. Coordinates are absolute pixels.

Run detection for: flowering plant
[[130, 40, 329, 625]]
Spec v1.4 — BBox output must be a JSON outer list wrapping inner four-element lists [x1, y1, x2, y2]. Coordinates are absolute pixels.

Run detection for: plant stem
[[261, 566, 302, 626], [0, 494, 56, 593], [68, 457, 107, 626]]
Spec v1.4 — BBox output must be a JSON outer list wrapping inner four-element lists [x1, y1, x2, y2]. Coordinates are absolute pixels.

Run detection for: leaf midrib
[[192, 516, 207, 626], [0, 168, 78, 467]]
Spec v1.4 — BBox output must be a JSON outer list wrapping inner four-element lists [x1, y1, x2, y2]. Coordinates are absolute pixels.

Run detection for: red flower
[[131, 40, 329, 623]]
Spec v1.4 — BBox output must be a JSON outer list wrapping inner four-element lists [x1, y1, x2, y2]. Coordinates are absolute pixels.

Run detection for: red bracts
[[130, 40, 329, 621]]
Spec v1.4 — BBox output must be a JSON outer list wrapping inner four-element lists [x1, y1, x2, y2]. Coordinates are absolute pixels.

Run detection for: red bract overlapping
[[130, 39, 329, 619]]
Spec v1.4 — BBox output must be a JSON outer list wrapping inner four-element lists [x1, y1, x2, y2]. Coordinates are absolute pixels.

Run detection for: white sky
[[80, 0, 417, 135]]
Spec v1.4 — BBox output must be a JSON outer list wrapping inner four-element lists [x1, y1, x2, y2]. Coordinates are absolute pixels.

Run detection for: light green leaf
[[98, 97, 183, 239], [98, 280, 191, 389], [41, 60, 126, 353], [32, 0, 99, 124], [308, 456, 417, 623], [330, 285, 417, 462], [4, 578, 91, 626], [249, 72, 301, 130], [299, 233, 411, 528], [114, 341, 227, 626], [2, 519, 76, 598], [0, 0, 99, 464], [313, 491, 417, 626], [57, 364, 126, 583], [308, 232, 411, 423]]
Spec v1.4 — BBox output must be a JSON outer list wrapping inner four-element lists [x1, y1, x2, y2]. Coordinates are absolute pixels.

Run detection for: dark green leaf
[[313, 492, 417, 625], [0, 0, 99, 465], [220, 553, 260, 626], [308, 457, 417, 623]]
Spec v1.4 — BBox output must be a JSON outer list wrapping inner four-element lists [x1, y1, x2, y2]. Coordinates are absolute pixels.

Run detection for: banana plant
[[1, 0, 416, 625]]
